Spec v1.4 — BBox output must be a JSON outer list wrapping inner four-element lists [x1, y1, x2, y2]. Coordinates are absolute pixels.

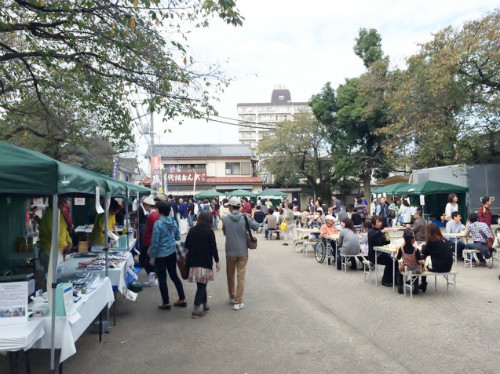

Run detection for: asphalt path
[[5, 229, 500, 373]]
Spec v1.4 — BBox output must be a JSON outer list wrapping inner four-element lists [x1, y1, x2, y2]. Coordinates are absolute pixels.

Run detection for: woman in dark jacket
[[185, 211, 220, 318], [368, 215, 395, 286], [420, 222, 453, 292]]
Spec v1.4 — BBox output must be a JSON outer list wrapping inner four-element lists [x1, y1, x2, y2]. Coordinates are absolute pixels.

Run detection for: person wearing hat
[[222, 196, 259, 311], [141, 195, 159, 286]]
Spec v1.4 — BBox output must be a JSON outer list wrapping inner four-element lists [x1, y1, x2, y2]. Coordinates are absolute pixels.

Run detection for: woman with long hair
[[368, 215, 394, 286], [396, 230, 423, 294], [185, 211, 220, 318], [420, 223, 453, 292], [444, 193, 459, 222], [337, 218, 361, 271]]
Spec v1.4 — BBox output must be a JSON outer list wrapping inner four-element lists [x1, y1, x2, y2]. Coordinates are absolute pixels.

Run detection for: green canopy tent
[[195, 189, 224, 201], [0, 140, 131, 372], [257, 189, 287, 199], [227, 189, 257, 198], [397, 181, 469, 223], [372, 183, 410, 195]]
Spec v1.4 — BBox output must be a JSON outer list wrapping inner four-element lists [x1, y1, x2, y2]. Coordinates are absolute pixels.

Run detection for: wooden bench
[[403, 269, 457, 298]]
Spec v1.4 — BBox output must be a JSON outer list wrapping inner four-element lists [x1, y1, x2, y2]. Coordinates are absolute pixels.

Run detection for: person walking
[[185, 211, 220, 318], [283, 202, 297, 246], [149, 201, 187, 310], [222, 197, 259, 310]]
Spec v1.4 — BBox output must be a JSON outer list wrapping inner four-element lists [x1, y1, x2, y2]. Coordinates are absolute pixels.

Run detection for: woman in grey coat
[[338, 218, 361, 271]]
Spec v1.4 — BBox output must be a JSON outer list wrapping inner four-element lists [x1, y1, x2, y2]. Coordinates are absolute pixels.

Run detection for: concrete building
[[145, 144, 263, 196], [236, 84, 310, 148]]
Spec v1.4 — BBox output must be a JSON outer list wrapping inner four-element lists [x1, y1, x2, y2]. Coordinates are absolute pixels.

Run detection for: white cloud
[[135, 0, 498, 166]]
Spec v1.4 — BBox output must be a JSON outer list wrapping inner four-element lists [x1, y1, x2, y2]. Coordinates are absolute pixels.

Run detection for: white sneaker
[[228, 297, 236, 304], [233, 302, 244, 310]]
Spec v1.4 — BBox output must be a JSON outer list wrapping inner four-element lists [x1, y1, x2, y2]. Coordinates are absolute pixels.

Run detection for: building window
[[225, 162, 251, 175]]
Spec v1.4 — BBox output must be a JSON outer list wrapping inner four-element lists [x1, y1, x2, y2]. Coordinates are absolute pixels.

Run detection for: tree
[[0, 0, 243, 156], [257, 111, 335, 200], [311, 29, 389, 203], [381, 9, 500, 169]]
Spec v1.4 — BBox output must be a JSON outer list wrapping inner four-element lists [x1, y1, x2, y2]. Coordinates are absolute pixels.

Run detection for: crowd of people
[[128, 190, 499, 316]]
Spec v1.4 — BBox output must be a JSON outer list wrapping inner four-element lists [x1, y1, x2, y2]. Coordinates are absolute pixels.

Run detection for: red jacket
[[142, 210, 158, 246], [478, 205, 491, 227]]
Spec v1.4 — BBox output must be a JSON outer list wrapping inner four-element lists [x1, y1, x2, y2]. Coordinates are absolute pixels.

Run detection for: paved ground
[[3, 228, 500, 374]]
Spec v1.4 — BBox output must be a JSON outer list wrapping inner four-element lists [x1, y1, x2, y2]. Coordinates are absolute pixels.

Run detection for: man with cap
[[222, 196, 259, 311]]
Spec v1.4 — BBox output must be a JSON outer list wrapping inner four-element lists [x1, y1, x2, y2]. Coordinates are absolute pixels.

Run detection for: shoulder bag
[[244, 215, 257, 250]]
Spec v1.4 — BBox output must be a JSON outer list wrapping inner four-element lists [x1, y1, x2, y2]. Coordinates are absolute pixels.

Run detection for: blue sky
[[134, 0, 498, 169]]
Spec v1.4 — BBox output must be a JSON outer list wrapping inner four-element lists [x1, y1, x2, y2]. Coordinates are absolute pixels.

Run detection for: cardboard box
[[78, 240, 89, 252]]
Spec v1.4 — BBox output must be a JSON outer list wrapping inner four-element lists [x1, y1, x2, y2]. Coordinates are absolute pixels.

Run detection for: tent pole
[[49, 194, 59, 374], [136, 191, 140, 253], [104, 194, 110, 329], [125, 189, 129, 252]]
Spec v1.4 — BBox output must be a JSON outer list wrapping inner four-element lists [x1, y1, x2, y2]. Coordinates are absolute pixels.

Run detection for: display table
[[0, 319, 44, 352], [33, 277, 114, 363], [59, 252, 133, 294]]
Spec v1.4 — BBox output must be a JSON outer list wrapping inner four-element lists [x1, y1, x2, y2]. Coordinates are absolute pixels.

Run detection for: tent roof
[[397, 181, 468, 195], [372, 183, 410, 195], [0, 140, 134, 196]]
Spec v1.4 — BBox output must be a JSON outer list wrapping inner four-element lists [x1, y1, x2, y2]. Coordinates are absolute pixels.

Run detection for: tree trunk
[[362, 171, 372, 207]]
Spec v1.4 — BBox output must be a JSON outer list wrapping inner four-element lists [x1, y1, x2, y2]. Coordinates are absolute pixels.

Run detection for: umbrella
[[227, 189, 257, 198], [257, 188, 287, 198], [195, 189, 223, 200]]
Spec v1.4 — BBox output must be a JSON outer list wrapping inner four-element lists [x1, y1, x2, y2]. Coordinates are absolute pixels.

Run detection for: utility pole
[[150, 109, 154, 177]]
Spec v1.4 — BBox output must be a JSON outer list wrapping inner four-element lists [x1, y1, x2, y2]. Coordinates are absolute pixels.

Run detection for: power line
[[214, 115, 280, 129], [205, 117, 276, 130]]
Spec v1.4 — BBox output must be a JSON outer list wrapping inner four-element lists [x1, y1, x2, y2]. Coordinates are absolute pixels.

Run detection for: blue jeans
[[188, 215, 195, 228], [212, 214, 219, 229]]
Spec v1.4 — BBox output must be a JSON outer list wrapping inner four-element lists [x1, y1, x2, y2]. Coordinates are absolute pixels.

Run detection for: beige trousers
[[226, 255, 248, 303]]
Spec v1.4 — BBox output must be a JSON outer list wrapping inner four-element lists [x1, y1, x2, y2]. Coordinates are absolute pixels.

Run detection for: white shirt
[[445, 202, 459, 221]]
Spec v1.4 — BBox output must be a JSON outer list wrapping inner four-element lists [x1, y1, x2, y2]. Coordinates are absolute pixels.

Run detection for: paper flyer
[[95, 186, 104, 214], [0, 281, 28, 325]]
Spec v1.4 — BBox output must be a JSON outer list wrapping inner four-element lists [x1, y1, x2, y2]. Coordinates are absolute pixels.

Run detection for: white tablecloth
[[0, 319, 45, 352], [59, 252, 133, 294], [33, 277, 114, 362]]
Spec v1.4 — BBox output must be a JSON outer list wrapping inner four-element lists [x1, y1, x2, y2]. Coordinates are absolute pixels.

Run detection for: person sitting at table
[[320, 214, 338, 257], [351, 208, 363, 233], [253, 205, 266, 226], [308, 209, 324, 229], [300, 209, 310, 228], [265, 208, 279, 239], [337, 218, 361, 271], [368, 215, 396, 287], [359, 222, 372, 253], [89, 198, 120, 247], [406, 209, 426, 242], [419, 223, 453, 292], [396, 230, 424, 294], [445, 211, 465, 261], [464, 213, 494, 266]]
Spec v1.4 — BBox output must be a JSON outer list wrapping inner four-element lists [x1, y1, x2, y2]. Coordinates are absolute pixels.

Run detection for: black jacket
[[185, 225, 219, 270], [368, 228, 389, 262]]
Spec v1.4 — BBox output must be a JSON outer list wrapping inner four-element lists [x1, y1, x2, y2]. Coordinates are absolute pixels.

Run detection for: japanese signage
[[151, 155, 162, 190], [111, 156, 120, 179], [166, 172, 206, 184]]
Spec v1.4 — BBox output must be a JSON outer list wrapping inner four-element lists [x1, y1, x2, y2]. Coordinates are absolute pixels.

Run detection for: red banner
[[151, 155, 162, 190]]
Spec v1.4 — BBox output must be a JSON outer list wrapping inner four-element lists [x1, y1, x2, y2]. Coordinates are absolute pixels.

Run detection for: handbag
[[175, 240, 189, 279], [244, 215, 257, 250], [280, 217, 287, 231], [476, 223, 494, 255]]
